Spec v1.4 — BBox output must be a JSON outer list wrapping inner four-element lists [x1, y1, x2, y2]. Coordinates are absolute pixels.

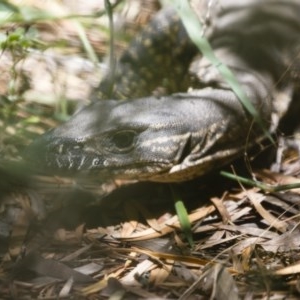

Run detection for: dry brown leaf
[[263, 194, 299, 214], [217, 224, 279, 240], [74, 262, 103, 276], [256, 169, 300, 193], [131, 200, 164, 232], [101, 277, 126, 299], [121, 221, 138, 238], [116, 204, 215, 241], [150, 261, 173, 285], [259, 230, 300, 252], [229, 206, 252, 221], [231, 237, 266, 254], [60, 244, 93, 262], [81, 276, 111, 296], [275, 261, 300, 275], [210, 194, 231, 224], [199, 233, 242, 250], [240, 245, 253, 272], [58, 277, 74, 298], [81, 264, 127, 296], [129, 247, 210, 267], [120, 259, 155, 286], [248, 191, 288, 232], [179, 263, 239, 300], [16, 252, 94, 283]]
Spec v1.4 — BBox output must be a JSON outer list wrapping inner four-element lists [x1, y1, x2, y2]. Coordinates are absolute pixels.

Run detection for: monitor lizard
[[26, 0, 300, 182]]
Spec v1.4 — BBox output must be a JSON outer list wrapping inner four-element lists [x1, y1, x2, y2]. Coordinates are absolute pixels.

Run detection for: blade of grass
[[74, 21, 98, 64], [170, 185, 194, 248], [220, 171, 300, 192], [103, 0, 117, 97]]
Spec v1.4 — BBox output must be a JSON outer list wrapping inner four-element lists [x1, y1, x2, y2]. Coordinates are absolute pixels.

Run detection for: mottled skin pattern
[[26, 0, 300, 182], [96, 7, 198, 100]]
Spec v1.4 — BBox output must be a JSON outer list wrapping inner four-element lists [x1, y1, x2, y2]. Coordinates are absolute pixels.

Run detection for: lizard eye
[[110, 130, 136, 152]]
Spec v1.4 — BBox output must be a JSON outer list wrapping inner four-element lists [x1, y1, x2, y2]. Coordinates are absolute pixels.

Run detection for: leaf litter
[[1, 0, 300, 299]]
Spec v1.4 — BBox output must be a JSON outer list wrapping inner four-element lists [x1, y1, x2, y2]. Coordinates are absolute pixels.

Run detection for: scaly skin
[[26, 0, 300, 182]]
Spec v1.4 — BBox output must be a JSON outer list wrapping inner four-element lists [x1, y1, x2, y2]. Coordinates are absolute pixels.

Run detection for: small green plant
[[1, 26, 44, 103]]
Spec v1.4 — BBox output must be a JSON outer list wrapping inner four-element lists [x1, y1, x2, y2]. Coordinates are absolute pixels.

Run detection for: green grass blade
[[220, 171, 300, 192], [170, 186, 194, 248]]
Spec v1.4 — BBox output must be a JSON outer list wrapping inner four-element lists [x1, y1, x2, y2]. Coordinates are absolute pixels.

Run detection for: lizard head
[[25, 93, 248, 182], [25, 97, 199, 181]]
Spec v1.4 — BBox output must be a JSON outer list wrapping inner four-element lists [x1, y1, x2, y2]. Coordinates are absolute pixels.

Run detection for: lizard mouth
[[23, 135, 86, 173], [24, 136, 172, 180]]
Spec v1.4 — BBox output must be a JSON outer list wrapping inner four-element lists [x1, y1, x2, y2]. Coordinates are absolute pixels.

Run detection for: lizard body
[[26, 0, 300, 182]]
